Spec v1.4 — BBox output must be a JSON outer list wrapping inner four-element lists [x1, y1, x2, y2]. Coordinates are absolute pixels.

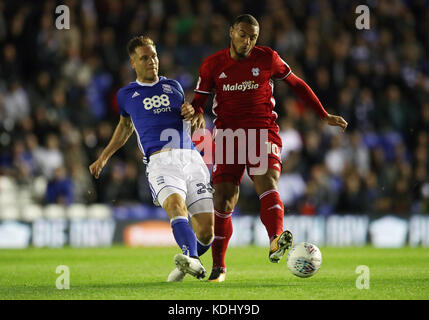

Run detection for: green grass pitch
[[1, 246, 428, 300]]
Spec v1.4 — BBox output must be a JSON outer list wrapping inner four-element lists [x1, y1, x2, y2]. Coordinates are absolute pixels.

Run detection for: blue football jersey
[[116, 77, 195, 161]]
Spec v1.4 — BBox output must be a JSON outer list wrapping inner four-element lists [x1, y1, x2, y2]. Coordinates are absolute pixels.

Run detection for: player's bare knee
[[265, 175, 278, 188], [214, 187, 239, 211], [163, 197, 187, 218], [214, 195, 237, 212], [254, 171, 279, 195], [197, 226, 214, 245]]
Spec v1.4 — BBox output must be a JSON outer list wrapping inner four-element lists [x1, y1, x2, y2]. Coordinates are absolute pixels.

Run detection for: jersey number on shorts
[[196, 183, 214, 194], [266, 142, 281, 157]]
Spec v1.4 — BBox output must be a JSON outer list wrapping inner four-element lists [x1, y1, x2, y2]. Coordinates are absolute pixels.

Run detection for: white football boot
[[174, 253, 206, 280]]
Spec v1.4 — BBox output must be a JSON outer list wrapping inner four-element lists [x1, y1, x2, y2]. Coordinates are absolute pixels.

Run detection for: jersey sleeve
[[271, 50, 292, 80], [191, 92, 209, 114], [284, 72, 328, 119], [194, 59, 214, 95], [116, 89, 130, 117], [171, 80, 185, 104]]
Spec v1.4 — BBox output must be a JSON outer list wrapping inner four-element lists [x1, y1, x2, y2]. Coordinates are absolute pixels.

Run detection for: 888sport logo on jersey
[[143, 94, 172, 114]]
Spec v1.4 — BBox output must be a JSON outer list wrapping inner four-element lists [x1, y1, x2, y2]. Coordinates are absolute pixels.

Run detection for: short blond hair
[[127, 36, 155, 56]]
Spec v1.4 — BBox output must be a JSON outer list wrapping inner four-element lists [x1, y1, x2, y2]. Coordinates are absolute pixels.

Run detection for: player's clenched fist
[[181, 101, 195, 121], [89, 158, 107, 179]]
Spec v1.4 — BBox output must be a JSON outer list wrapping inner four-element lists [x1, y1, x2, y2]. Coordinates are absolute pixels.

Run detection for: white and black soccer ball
[[287, 242, 322, 278]]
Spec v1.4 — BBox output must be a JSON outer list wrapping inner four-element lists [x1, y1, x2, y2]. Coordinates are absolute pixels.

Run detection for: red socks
[[259, 189, 284, 241], [211, 209, 233, 269], [211, 190, 284, 269]]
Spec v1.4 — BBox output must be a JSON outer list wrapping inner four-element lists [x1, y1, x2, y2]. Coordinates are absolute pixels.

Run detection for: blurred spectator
[[354, 87, 375, 131], [38, 134, 64, 179], [362, 171, 382, 212], [344, 130, 370, 176], [1, 43, 21, 81], [278, 151, 306, 210], [392, 179, 412, 215], [278, 118, 302, 161], [24, 133, 44, 176], [3, 79, 29, 125], [45, 166, 74, 205], [379, 85, 408, 132], [301, 129, 325, 175], [69, 162, 96, 204], [324, 135, 347, 176], [297, 164, 337, 215], [28, 71, 52, 110], [336, 169, 365, 213], [99, 160, 139, 205]]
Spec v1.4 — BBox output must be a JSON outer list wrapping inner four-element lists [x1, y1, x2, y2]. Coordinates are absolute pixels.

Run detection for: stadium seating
[[0, 204, 20, 220], [20, 204, 43, 222], [43, 205, 66, 219], [87, 204, 112, 219], [66, 204, 88, 220]]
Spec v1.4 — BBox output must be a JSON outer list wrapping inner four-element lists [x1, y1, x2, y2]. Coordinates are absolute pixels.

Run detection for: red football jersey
[[194, 46, 291, 130]]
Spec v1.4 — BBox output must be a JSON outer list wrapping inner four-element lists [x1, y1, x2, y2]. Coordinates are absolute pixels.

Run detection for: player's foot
[[207, 267, 226, 282], [174, 254, 206, 280], [269, 230, 293, 263], [167, 267, 186, 282]]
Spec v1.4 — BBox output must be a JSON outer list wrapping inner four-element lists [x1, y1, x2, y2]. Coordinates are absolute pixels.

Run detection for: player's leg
[[162, 194, 206, 281], [249, 130, 293, 262], [209, 130, 246, 281], [184, 149, 215, 257], [208, 180, 240, 282], [190, 212, 214, 257], [253, 167, 283, 240], [252, 168, 293, 263], [168, 149, 214, 282], [163, 193, 198, 258], [147, 153, 206, 281], [169, 208, 213, 282]]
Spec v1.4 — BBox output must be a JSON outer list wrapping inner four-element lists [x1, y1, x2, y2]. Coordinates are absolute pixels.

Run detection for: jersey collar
[[227, 46, 255, 61], [135, 77, 163, 87]]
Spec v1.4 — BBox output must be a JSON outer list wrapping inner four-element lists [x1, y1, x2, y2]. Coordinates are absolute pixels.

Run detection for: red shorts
[[212, 128, 282, 186]]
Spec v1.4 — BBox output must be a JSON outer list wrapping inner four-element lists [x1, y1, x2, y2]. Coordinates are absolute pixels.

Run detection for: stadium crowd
[[0, 0, 428, 216]]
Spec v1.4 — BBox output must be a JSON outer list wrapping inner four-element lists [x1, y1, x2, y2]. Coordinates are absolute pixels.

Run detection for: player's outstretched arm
[[284, 72, 347, 132], [89, 116, 134, 179]]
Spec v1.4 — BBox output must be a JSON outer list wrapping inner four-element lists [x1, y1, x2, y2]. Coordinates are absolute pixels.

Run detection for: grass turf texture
[[1, 246, 428, 300]]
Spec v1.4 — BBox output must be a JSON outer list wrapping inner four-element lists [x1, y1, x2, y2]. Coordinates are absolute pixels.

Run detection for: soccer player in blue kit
[[89, 36, 213, 282]]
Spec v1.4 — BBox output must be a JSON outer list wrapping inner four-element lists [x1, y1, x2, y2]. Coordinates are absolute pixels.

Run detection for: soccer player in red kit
[[182, 14, 347, 282]]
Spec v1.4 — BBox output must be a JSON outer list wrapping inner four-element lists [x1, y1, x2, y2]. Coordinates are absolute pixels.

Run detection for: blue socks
[[171, 217, 198, 258], [197, 238, 213, 257], [171, 216, 213, 258]]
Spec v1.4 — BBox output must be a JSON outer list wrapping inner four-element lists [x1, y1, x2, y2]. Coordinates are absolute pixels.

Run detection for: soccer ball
[[287, 242, 322, 278]]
